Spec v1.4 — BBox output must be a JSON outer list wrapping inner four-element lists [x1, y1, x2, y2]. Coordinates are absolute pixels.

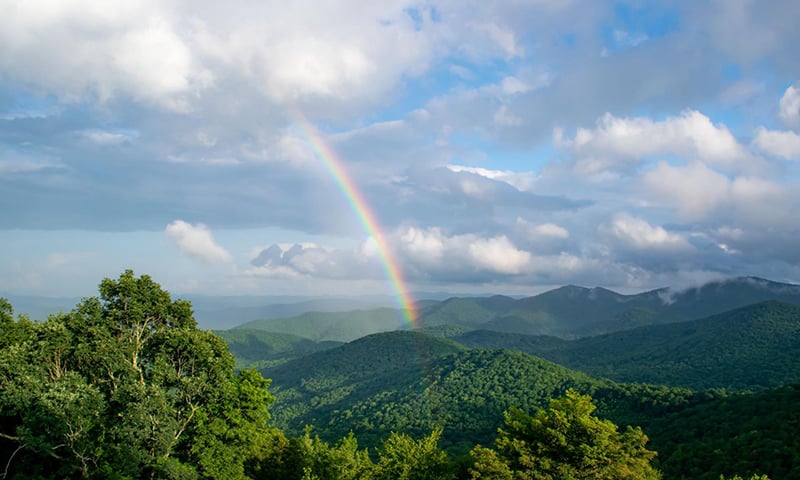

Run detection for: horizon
[[2, 1, 799, 300]]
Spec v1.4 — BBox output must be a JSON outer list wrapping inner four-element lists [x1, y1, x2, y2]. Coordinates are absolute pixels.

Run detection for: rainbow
[[288, 109, 418, 326]]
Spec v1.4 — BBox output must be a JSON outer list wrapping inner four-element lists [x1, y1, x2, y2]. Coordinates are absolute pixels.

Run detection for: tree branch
[[1, 445, 24, 479]]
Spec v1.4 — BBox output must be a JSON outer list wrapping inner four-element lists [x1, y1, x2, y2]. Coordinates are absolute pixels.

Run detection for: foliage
[[641, 385, 800, 480], [0, 270, 275, 479], [453, 301, 800, 390], [372, 428, 454, 480], [485, 390, 660, 479]]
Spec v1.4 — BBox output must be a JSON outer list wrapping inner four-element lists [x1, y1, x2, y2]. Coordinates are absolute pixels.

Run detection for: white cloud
[[0, 0, 206, 110], [0, 1, 441, 113], [642, 162, 730, 219], [397, 227, 532, 277], [447, 164, 537, 191], [779, 85, 800, 128], [604, 214, 692, 251], [753, 127, 800, 159], [468, 236, 531, 274], [516, 218, 569, 240], [400, 227, 445, 263], [531, 222, 569, 239], [165, 220, 231, 263], [557, 110, 751, 172], [642, 162, 796, 228]]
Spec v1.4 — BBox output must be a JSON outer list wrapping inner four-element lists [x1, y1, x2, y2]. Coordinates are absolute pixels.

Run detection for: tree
[[372, 427, 454, 480], [473, 389, 660, 480], [250, 428, 375, 480], [0, 271, 275, 479]]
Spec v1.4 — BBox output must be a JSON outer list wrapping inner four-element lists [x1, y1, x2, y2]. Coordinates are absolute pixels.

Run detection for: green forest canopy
[[0, 271, 782, 480]]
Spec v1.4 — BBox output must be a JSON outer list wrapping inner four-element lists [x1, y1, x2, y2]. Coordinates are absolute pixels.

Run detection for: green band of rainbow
[[289, 109, 418, 326]]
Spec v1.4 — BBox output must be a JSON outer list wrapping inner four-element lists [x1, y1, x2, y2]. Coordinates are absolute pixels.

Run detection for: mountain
[[418, 276, 800, 337], [452, 300, 800, 390], [265, 330, 468, 445], [235, 307, 410, 342], [192, 297, 410, 330], [257, 328, 799, 479], [213, 328, 341, 369], [188, 293, 455, 329], [262, 330, 700, 452]]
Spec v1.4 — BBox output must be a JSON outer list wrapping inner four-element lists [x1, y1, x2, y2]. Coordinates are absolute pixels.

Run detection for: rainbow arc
[[288, 109, 417, 327]]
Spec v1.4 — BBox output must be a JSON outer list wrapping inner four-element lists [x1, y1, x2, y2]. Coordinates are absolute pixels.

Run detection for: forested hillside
[[260, 328, 797, 479], [451, 300, 800, 390], [2, 271, 795, 479]]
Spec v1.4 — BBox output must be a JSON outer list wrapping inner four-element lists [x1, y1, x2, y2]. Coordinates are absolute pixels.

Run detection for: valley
[[219, 276, 800, 479]]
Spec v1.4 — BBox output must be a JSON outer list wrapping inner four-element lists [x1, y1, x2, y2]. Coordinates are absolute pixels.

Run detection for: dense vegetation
[[641, 385, 800, 480], [2, 271, 795, 479], [450, 300, 800, 390], [258, 328, 797, 479], [0, 271, 275, 479]]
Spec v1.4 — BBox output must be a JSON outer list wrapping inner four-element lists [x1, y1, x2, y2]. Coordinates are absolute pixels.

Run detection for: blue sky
[[1, 0, 800, 300]]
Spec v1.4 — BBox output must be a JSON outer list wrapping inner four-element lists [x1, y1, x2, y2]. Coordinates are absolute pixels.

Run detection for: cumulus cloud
[[642, 162, 796, 228], [643, 162, 731, 219], [398, 227, 532, 277], [555, 110, 751, 173], [0, 0, 207, 110], [530, 222, 569, 239], [247, 242, 383, 280], [514, 218, 570, 253], [165, 220, 231, 263], [247, 228, 535, 284], [468, 236, 531, 274], [603, 214, 692, 251], [779, 85, 800, 127], [753, 127, 800, 159]]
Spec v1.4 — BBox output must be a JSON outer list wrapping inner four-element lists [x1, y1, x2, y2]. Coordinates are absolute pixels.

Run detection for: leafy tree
[[474, 389, 660, 480], [252, 429, 374, 480], [468, 445, 513, 479], [0, 271, 275, 479], [373, 427, 454, 480]]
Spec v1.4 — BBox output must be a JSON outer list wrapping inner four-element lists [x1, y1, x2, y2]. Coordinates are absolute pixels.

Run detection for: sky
[[1, 0, 800, 303]]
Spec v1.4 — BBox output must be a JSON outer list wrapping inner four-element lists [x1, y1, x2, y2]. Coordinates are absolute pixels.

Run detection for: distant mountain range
[[417, 276, 800, 337], [6, 276, 800, 337], [447, 300, 800, 390], [229, 276, 800, 341]]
